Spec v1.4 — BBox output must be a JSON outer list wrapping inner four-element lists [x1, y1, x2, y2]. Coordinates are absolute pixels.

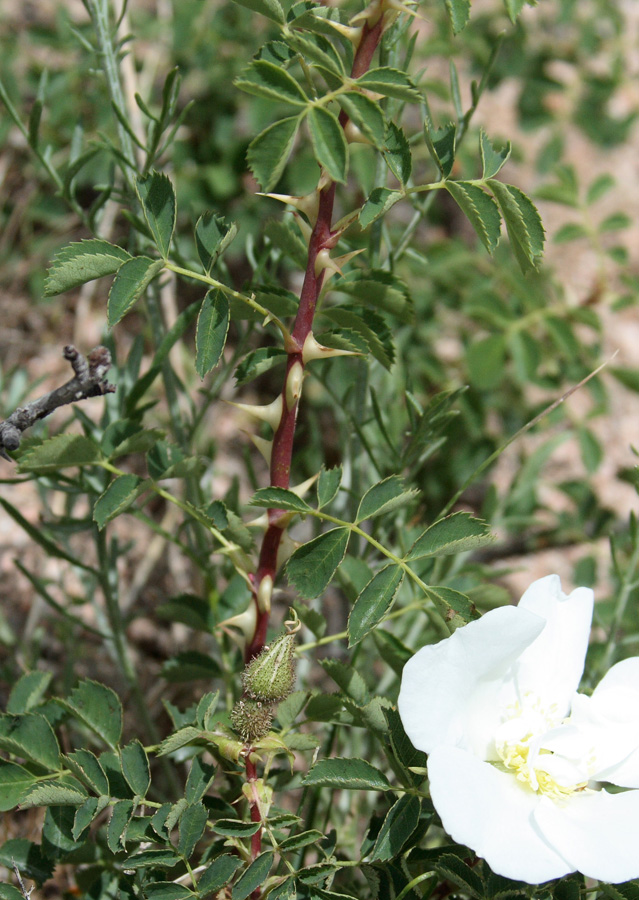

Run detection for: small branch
[[0, 345, 115, 459]]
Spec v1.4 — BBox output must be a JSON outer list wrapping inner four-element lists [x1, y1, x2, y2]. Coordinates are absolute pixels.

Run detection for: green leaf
[[285, 33, 345, 76], [107, 799, 135, 852], [136, 171, 176, 259], [157, 726, 202, 756], [93, 474, 146, 529], [424, 122, 456, 177], [62, 679, 123, 749], [18, 434, 101, 472], [406, 511, 494, 560], [443, 0, 470, 32], [384, 122, 412, 185], [0, 712, 60, 770], [73, 796, 109, 840], [317, 465, 342, 508], [355, 476, 417, 522], [144, 884, 196, 900], [248, 115, 301, 192], [212, 819, 261, 837], [435, 853, 483, 897], [7, 671, 52, 714], [236, 61, 308, 105], [195, 212, 237, 274], [321, 306, 394, 369], [196, 691, 220, 731], [232, 852, 275, 900], [553, 222, 588, 244], [286, 528, 350, 599], [359, 188, 403, 228], [488, 179, 545, 272], [185, 756, 216, 804], [231, 0, 285, 24], [467, 333, 506, 390], [307, 106, 348, 184], [578, 426, 603, 474], [250, 487, 312, 513], [44, 239, 131, 296], [370, 795, 421, 860], [586, 173, 615, 205], [195, 289, 230, 378], [64, 749, 110, 795], [480, 129, 511, 178], [302, 757, 391, 791], [279, 829, 324, 851], [503, 0, 526, 22], [120, 739, 151, 797], [599, 212, 631, 233], [0, 887, 24, 900], [20, 780, 87, 808], [445, 182, 501, 253], [198, 854, 244, 895], [338, 92, 386, 148], [235, 347, 287, 387], [0, 762, 38, 810], [347, 565, 404, 646], [356, 68, 421, 101], [0, 839, 54, 887], [178, 802, 208, 857], [320, 659, 369, 705], [428, 585, 477, 625], [125, 849, 182, 869], [338, 270, 414, 323], [107, 257, 164, 327]]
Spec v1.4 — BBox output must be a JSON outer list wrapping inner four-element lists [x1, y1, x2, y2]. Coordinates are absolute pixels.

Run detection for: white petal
[[427, 746, 572, 884], [535, 788, 639, 883], [515, 575, 593, 715], [398, 606, 544, 756]]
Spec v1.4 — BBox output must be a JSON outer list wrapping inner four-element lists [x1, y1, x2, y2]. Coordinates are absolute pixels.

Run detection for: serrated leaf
[[107, 799, 135, 852], [586, 173, 615, 205], [107, 256, 164, 327], [144, 884, 196, 900], [231, 0, 285, 24], [0, 888, 24, 900], [44, 239, 131, 296], [73, 796, 108, 840], [62, 679, 123, 749], [356, 476, 417, 522], [302, 757, 390, 790], [18, 434, 101, 472], [480, 129, 511, 179], [384, 122, 412, 185], [317, 465, 342, 508], [195, 289, 230, 377], [0, 762, 38, 810], [236, 61, 307, 105], [65, 749, 110, 795], [424, 122, 456, 177], [503, 0, 526, 22], [406, 511, 494, 560], [338, 270, 414, 323], [196, 691, 220, 732], [125, 849, 182, 869], [0, 712, 61, 770], [136, 171, 176, 259], [286, 528, 349, 599], [178, 802, 208, 857], [93, 474, 146, 529], [553, 222, 588, 244], [445, 181, 501, 252], [120, 739, 151, 797], [158, 726, 202, 756], [428, 584, 476, 625], [198, 854, 244, 895], [435, 853, 483, 896], [279, 829, 324, 851], [0, 839, 54, 887], [308, 106, 348, 184], [185, 755, 216, 804], [356, 67, 421, 101], [286, 32, 345, 76], [7, 671, 52, 714], [359, 188, 403, 228], [21, 780, 87, 808], [370, 795, 421, 860], [212, 819, 261, 837], [250, 487, 312, 513], [443, 0, 470, 32], [235, 347, 287, 386], [320, 658, 369, 705], [488, 179, 545, 272], [348, 565, 404, 646], [195, 212, 237, 273], [248, 115, 301, 192], [232, 852, 274, 900], [321, 306, 394, 369], [338, 92, 386, 148]]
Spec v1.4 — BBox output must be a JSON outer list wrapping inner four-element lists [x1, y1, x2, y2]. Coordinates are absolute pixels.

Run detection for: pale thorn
[[350, 0, 383, 27], [227, 394, 283, 429], [289, 471, 320, 499], [318, 170, 334, 192], [302, 332, 361, 364], [246, 432, 273, 464], [285, 360, 304, 410], [344, 121, 372, 146], [217, 600, 258, 648], [316, 247, 365, 285], [257, 574, 273, 613], [261, 190, 320, 225], [276, 532, 299, 572], [246, 512, 269, 529], [324, 18, 364, 44], [293, 213, 313, 245]]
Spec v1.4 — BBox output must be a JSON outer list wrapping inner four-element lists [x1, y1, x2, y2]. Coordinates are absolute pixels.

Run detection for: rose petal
[[515, 575, 593, 715], [535, 788, 639, 883], [398, 606, 544, 757], [428, 746, 572, 884]]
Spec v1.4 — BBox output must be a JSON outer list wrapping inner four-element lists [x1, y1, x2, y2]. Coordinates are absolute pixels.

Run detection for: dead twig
[[0, 345, 116, 459]]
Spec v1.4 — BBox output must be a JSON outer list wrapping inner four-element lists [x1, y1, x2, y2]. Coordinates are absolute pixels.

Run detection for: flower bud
[[230, 698, 273, 744], [242, 632, 296, 702]]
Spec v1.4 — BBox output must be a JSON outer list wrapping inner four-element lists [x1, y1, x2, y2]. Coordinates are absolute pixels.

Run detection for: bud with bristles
[[243, 632, 296, 702], [230, 698, 274, 744]]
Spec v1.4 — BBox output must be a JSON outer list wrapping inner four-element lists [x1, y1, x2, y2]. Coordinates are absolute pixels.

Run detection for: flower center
[[494, 696, 591, 801]]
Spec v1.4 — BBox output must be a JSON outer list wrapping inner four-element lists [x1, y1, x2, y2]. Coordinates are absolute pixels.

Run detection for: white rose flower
[[398, 574, 639, 884]]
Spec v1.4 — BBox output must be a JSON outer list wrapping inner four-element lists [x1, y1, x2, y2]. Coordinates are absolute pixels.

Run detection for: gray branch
[[0, 345, 116, 459]]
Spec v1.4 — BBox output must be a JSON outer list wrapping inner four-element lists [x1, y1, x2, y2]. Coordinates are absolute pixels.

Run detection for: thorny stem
[[246, 16, 385, 665]]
